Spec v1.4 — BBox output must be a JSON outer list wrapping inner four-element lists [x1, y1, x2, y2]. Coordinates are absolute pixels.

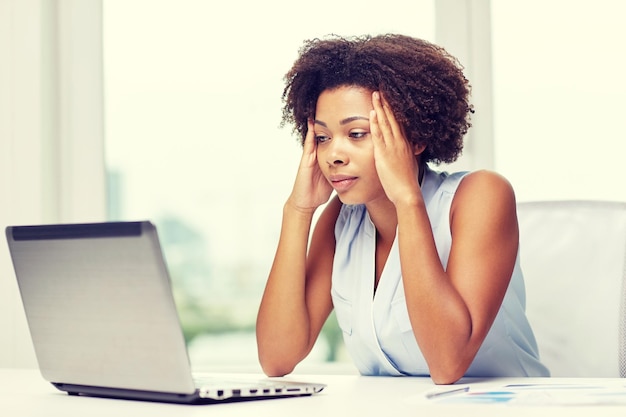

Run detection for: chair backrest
[[517, 200, 626, 377]]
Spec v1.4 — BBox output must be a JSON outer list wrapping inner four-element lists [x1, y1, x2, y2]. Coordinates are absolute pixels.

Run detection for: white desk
[[2, 369, 626, 416]]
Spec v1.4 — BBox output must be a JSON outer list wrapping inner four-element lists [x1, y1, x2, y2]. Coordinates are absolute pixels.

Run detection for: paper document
[[426, 382, 626, 406]]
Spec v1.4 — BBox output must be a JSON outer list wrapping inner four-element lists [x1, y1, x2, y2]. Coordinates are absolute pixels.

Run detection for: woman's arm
[[396, 171, 519, 384], [256, 197, 340, 376], [256, 119, 342, 376], [369, 91, 518, 384]]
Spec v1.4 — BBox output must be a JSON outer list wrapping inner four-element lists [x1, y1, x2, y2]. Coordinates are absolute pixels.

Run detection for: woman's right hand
[[287, 119, 333, 213]]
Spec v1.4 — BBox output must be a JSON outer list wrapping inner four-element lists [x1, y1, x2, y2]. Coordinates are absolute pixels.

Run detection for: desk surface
[[2, 369, 626, 416]]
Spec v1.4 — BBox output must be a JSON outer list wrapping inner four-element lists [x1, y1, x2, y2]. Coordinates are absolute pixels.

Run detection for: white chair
[[517, 200, 626, 377]]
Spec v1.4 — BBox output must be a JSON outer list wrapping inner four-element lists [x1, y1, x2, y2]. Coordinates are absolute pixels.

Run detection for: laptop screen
[[7, 221, 197, 394]]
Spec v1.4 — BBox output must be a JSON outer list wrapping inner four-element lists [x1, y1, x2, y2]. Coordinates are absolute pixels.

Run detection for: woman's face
[[314, 85, 387, 206]]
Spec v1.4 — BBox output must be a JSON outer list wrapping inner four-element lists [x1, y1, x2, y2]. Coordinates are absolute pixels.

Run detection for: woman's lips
[[329, 175, 358, 192]]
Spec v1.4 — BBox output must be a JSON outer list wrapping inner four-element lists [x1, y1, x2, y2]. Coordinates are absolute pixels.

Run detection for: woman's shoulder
[[457, 170, 515, 200], [452, 169, 518, 224], [429, 167, 512, 191]]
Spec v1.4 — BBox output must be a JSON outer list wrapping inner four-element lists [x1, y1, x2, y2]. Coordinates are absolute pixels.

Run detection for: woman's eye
[[350, 131, 368, 139], [315, 135, 330, 143]]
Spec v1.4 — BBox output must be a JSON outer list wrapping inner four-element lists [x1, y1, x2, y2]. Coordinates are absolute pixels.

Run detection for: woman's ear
[[413, 143, 427, 156]]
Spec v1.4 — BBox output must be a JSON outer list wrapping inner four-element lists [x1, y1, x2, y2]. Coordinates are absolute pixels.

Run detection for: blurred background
[[2, 0, 625, 372]]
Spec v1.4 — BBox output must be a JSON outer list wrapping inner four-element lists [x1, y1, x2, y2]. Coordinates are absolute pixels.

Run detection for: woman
[[256, 34, 549, 384]]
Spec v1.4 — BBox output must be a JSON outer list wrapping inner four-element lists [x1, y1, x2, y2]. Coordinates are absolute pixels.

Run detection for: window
[[103, 0, 435, 370]]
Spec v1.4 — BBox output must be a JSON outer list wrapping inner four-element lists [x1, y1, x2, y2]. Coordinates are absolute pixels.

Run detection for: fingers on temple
[[371, 92, 388, 145], [378, 92, 404, 139], [303, 119, 316, 151], [373, 91, 403, 144]]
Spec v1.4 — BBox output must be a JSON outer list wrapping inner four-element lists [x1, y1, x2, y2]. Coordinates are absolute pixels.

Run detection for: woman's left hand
[[370, 91, 422, 206]]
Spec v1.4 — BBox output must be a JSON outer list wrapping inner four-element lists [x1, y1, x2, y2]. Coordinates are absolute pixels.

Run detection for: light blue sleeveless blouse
[[330, 166, 550, 377]]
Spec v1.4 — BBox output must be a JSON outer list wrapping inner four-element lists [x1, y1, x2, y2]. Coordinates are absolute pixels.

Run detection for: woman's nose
[[325, 138, 349, 166]]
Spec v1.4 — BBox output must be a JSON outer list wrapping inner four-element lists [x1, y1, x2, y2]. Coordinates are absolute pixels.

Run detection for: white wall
[[0, 0, 106, 368], [491, 0, 626, 203]]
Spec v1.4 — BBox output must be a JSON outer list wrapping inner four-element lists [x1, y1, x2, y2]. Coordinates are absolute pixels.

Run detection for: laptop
[[5, 221, 325, 404]]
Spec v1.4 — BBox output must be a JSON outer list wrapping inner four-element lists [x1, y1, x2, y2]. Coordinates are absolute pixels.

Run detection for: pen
[[425, 386, 470, 399]]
